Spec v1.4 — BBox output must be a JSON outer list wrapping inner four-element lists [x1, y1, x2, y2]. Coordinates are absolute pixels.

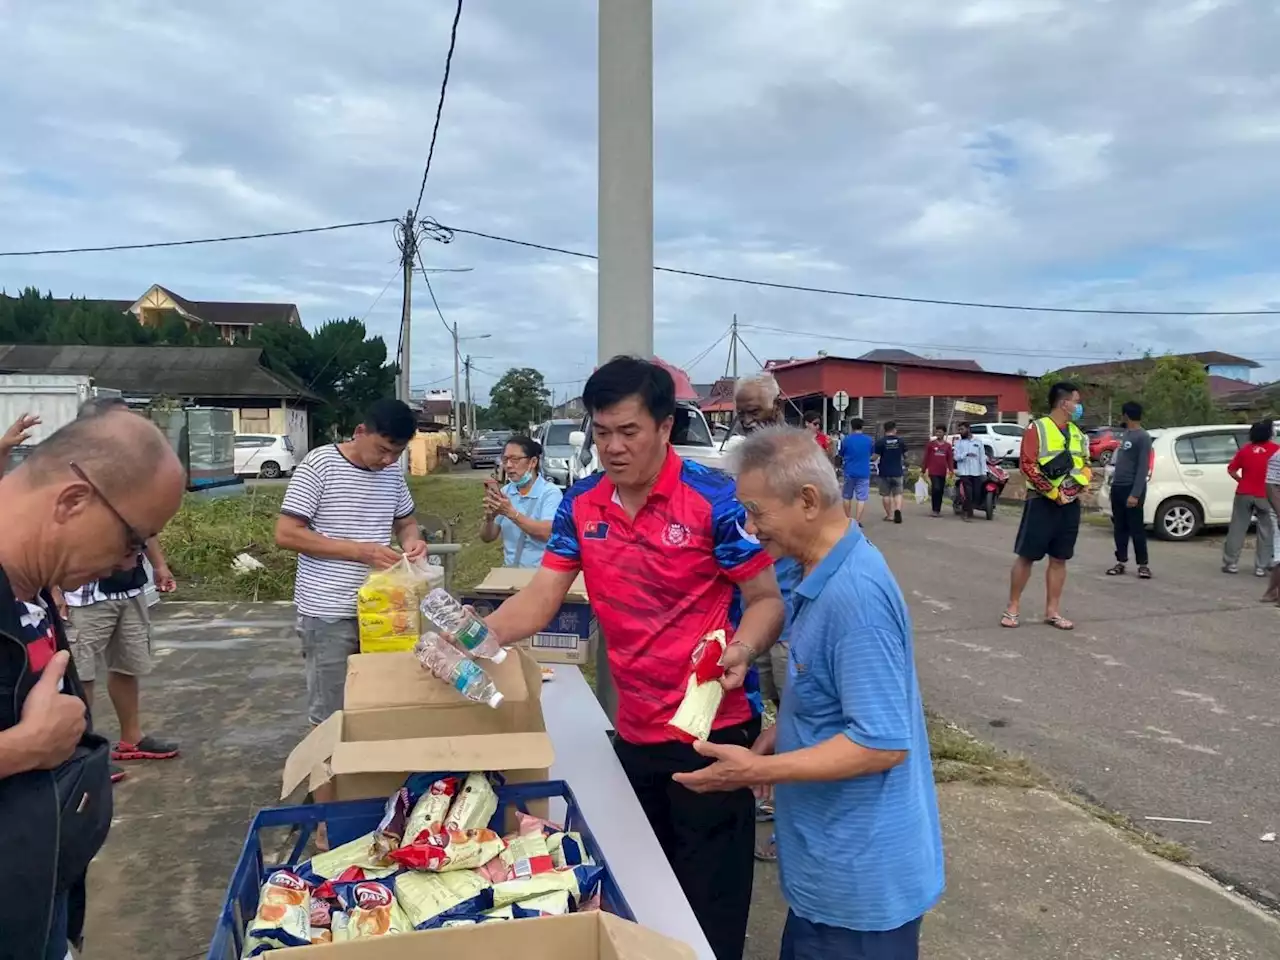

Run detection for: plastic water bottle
[[420, 588, 508, 663], [413, 632, 504, 708]]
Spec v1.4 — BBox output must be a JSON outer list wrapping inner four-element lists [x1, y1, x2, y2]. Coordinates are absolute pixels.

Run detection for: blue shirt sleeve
[[542, 493, 581, 570], [710, 486, 769, 579], [831, 620, 912, 752], [535, 484, 564, 522]]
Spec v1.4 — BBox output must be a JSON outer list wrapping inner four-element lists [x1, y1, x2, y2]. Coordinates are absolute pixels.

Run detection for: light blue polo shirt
[[774, 525, 945, 932], [497, 475, 563, 568]]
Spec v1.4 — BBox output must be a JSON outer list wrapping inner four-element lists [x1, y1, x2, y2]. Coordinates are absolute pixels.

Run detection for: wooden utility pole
[[464, 354, 474, 437], [397, 209, 415, 404], [451, 322, 461, 444], [730, 314, 738, 379]]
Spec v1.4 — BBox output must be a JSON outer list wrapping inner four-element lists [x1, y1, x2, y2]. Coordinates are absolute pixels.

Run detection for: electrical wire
[[308, 265, 400, 391], [0, 218, 398, 257], [680, 325, 732, 372], [421, 219, 1280, 318], [412, 0, 464, 219]]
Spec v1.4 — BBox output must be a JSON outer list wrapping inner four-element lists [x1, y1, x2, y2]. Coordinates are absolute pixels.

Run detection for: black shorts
[[1014, 496, 1081, 562]]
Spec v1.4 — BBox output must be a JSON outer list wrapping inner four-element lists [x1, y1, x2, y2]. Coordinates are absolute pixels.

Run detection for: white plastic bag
[[914, 477, 929, 506]]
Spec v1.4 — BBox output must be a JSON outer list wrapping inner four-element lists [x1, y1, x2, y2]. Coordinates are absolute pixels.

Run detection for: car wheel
[[259, 461, 282, 479], [1154, 497, 1201, 541], [1098, 449, 1114, 467]]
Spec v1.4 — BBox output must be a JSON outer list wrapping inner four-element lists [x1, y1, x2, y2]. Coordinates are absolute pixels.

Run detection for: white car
[[234, 433, 297, 479], [962, 423, 1024, 461], [567, 402, 731, 485], [1098, 424, 1252, 541]]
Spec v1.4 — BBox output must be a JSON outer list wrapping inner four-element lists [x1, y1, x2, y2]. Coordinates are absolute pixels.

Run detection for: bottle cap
[[491, 646, 508, 663], [487, 691, 505, 709]]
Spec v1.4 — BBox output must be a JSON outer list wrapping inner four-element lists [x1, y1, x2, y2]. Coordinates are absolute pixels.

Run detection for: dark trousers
[[928, 474, 946, 513], [956, 475, 979, 518], [1110, 483, 1148, 565], [780, 911, 923, 960], [614, 717, 760, 960]]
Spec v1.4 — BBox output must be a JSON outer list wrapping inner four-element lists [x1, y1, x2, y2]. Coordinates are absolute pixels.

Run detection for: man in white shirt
[[1262, 448, 1280, 603], [952, 423, 986, 522]]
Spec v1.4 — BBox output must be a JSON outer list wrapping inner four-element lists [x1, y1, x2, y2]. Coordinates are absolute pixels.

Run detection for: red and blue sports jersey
[[543, 448, 774, 744]]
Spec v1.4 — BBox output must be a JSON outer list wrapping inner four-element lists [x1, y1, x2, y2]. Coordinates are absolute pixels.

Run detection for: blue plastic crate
[[209, 779, 632, 960]]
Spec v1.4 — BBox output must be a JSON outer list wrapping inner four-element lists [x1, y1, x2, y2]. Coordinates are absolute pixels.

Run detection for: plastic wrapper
[[389, 826, 505, 871], [498, 831, 555, 880], [297, 835, 398, 885], [510, 889, 571, 917], [309, 897, 335, 944], [444, 772, 498, 833], [369, 787, 412, 863], [346, 881, 411, 938], [242, 870, 311, 957], [667, 630, 728, 742], [394, 870, 494, 929], [403, 776, 460, 845], [491, 864, 604, 909], [546, 832, 592, 870], [357, 557, 434, 653]]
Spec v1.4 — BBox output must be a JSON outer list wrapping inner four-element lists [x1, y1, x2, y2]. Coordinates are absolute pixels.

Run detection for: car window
[[235, 436, 266, 448], [282, 436, 295, 452], [545, 423, 575, 446], [671, 407, 712, 447], [1178, 432, 1240, 465], [969, 425, 988, 435], [992, 425, 1022, 437]]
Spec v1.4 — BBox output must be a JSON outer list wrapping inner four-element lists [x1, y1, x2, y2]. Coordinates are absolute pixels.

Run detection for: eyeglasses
[[69, 461, 148, 556], [501, 455, 531, 466]]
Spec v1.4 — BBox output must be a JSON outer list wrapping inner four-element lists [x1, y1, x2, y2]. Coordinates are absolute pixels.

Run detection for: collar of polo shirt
[[795, 524, 864, 601], [600, 444, 683, 505]]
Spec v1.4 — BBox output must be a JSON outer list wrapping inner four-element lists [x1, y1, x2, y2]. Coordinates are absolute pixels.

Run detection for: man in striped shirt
[[275, 399, 426, 732]]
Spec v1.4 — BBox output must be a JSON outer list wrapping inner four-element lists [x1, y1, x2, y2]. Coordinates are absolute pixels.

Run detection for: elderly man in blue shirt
[[677, 426, 944, 960], [480, 435, 563, 568]]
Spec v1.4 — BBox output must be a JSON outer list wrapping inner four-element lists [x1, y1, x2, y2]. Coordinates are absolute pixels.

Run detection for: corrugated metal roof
[[0, 344, 321, 402]]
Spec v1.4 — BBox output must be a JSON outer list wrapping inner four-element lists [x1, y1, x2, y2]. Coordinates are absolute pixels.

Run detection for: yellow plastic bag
[[357, 557, 423, 653]]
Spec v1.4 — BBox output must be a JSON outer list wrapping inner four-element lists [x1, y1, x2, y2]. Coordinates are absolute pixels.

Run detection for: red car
[[1088, 427, 1122, 465]]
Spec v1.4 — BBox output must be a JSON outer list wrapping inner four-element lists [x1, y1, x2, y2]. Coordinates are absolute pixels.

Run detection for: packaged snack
[[403, 776, 461, 845], [357, 611, 416, 640], [546, 832, 593, 869], [667, 630, 728, 742], [394, 870, 494, 929], [309, 896, 335, 943], [330, 910, 351, 942], [242, 870, 311, 957], [444, 772, 499, 833], [346, 881, 409, 938], [510, 889, 571, 917], [369, 787, 412, 863], [298, 834, 398, 884], [357, 558, 425, 653], [498, 831, 554, 880], [490, 864, 603, 909], [389, 827, 505, 871], [515, 811, 561, 837]]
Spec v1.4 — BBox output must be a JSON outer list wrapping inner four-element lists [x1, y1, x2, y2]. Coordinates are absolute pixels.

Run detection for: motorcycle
[[952, 457, 1010, 520]]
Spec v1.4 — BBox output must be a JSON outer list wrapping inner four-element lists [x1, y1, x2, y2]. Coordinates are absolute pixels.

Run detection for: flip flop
[[1000, 610, 1020, 628], [754, 836, 778, 863], [1044, 614, 1075, 631]]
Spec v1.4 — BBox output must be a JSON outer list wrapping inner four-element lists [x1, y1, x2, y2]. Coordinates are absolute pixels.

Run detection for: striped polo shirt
[[280, 445, 416, 619], [774, 525, 944, 931]]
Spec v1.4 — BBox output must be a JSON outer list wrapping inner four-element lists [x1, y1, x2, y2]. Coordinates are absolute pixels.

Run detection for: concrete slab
[[746, 785, 1280, 960]]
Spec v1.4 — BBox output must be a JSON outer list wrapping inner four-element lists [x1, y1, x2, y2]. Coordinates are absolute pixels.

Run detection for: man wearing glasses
[[0, 408, 186, 960], [58, 398, 180, 784]]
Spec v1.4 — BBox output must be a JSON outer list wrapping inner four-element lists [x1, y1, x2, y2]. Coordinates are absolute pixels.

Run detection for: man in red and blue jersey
[[484, 356, 785, 960]]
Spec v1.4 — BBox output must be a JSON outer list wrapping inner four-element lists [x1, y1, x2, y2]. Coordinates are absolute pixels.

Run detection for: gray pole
[[397, 209, 415, 403], [451, 322, 462, 444], [464, 355, 474, 437], [597, 0, 654, 363]]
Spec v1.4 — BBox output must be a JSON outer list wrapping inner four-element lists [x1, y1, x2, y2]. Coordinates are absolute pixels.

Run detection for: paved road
[[868, 502, 1280, 908]]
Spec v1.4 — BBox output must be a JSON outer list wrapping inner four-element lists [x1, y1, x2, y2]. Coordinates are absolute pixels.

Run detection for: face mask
[[1071, 403, 1084, 421], [513, 470, 534, 487]]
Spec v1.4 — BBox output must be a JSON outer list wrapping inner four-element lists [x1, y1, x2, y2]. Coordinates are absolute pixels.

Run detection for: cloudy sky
[[3, 0, 1279, 401]]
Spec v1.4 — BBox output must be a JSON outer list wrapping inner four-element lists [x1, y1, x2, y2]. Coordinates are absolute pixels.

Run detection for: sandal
[[1138, 566, 1152, 580], [1000, 610, 1020, 628], [754, 836, 778, 863], [1044, 614, 1075, 631], [1105, 563, 1126, 576]]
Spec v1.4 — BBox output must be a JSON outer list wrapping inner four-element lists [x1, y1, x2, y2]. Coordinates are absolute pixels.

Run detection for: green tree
[[1030, 355, 1219, 427], [487, 367, 550, 430]]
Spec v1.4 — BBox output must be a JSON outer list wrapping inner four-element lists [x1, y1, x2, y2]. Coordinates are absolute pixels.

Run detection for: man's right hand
[[19, 651, 86, 770], [355, 543, 402, 569]]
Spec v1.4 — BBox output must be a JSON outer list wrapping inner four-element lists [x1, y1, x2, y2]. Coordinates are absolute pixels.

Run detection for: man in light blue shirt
[[952, 422, 986, 522], [480, 436, 563, 568], [677, 427, 944, 960]]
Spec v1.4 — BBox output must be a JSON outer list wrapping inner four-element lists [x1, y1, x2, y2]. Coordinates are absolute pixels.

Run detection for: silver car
[[536, 419, 579, 488]]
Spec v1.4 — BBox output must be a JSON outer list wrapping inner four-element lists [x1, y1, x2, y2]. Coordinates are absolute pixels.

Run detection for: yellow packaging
[[357, 558, 424, 654], [393, 870, 492, 929]]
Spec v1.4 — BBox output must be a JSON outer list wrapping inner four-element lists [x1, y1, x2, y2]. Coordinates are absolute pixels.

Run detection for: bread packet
[[667, 630, 728, 741]]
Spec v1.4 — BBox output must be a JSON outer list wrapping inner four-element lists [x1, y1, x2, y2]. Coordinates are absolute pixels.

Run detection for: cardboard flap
[[329, 731, 555, 776], [599, 913, 697, 960], [344, 650, 533, 712], [280, 712, 344, 799], [475, 566, 589, 602]]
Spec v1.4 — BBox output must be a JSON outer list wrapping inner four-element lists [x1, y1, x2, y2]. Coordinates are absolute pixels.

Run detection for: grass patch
[[160, 475, 500, 601]]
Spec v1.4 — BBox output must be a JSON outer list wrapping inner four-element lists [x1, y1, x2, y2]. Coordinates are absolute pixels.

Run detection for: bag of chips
[[402, 776, 460, 846], [394, 870, 494, 929], [490, 864, 604, 910], [444, 772, 498, 833], [346, 881, 411, 938], [298, 835, 398, 885], [243, 870, 311, 956], [369, 787, 412, 863], [388, 826, 505, 872]]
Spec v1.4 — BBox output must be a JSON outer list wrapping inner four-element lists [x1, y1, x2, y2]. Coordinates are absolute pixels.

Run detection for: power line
[[680, 325, 732, 371], [422, 219, 1280, 318], [412, 0, 464, 219], [0, 218, 398, 257], [308, 266, 400, 391]]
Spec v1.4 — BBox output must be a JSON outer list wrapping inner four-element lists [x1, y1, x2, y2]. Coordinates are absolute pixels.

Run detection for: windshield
[[545, 423, 575, 446], [672, 407, 713, 447]]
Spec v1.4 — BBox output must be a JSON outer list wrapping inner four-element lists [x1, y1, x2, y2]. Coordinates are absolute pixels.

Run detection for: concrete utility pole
[[464, 355, 474, 437], [451, 322, 462, 444], [730, 314, 738, 379], [597, 0, 654, 363], [397, 209, 415, 404]]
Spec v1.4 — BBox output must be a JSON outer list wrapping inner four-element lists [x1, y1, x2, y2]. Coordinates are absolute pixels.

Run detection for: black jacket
[[0, 567, 110, 960]]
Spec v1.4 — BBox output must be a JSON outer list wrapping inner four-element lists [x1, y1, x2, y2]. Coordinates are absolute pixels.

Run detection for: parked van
[[1099, 424, 1254, 541]]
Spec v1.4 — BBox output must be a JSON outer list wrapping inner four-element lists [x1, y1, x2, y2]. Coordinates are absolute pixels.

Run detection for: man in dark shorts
[[873, 421, 907, 524], [1003, 382, 1091, 631]]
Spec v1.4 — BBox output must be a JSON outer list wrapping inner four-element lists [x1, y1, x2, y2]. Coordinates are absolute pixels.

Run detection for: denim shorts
[[296, 615, 359, 725], [780, 911, 922, 960], [843, 476, 871, 502]]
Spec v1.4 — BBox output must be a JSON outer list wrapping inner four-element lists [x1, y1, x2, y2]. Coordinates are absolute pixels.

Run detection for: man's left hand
[[153, 566, 177, 593], [673, 740, 765, 794], [402, 540, 429, 562], [717, 640, 756, 692], [1126, 495, 1139, 508], [1, 413, 39, 449]]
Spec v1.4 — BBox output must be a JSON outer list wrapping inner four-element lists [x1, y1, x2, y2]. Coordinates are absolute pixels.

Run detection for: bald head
[[20, 409, 178, 498]]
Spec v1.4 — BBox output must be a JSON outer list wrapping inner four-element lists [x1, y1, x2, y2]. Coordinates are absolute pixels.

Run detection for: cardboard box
[[463, 566, 597, 665], [278, 912, 695, 960], [281, 648, 554, 803]]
